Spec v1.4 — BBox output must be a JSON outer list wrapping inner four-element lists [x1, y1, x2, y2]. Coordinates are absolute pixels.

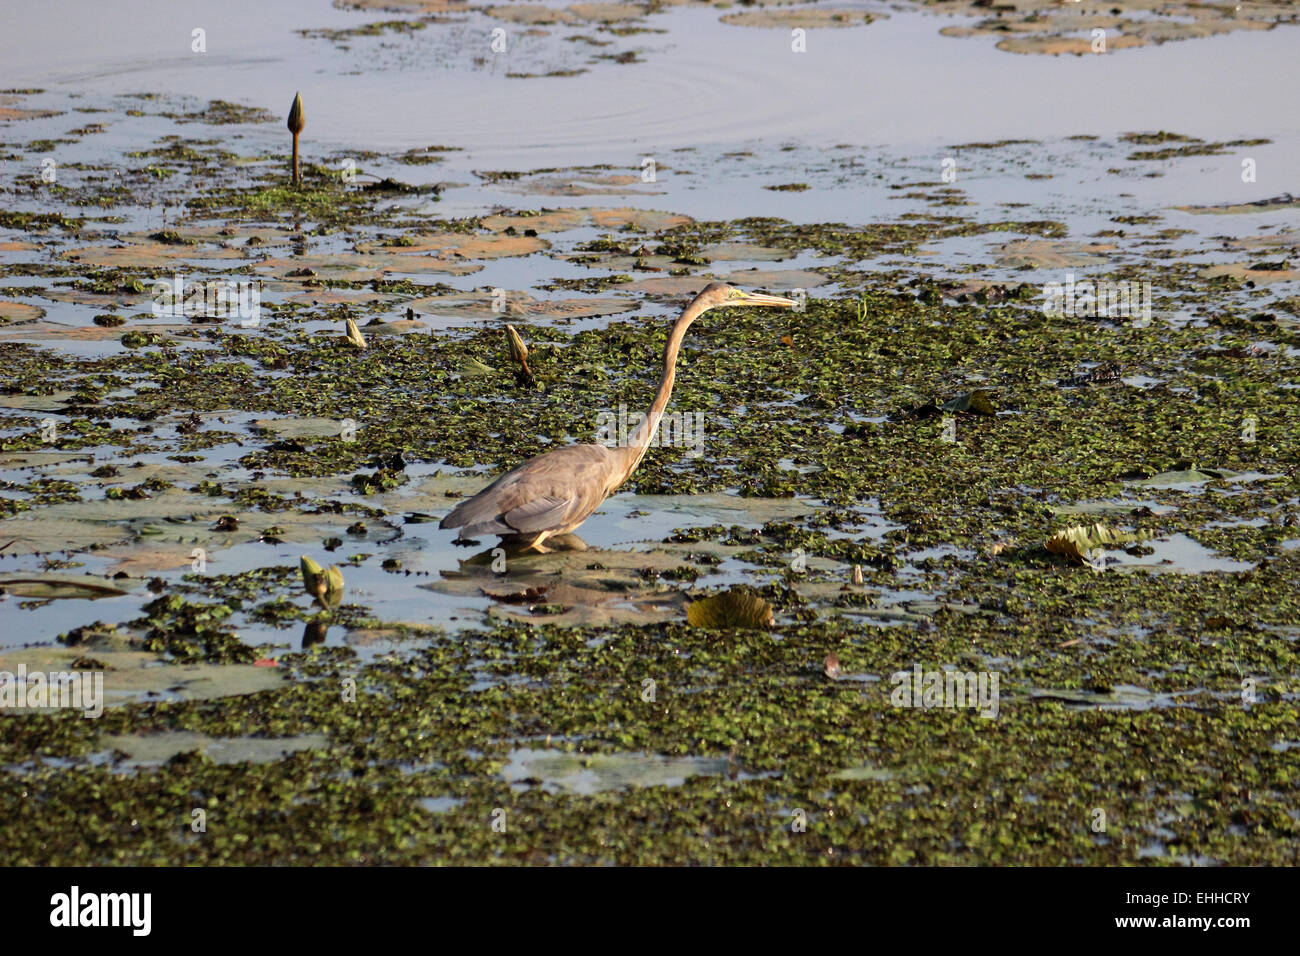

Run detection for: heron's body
[[441, 443, 631, 551], [441, 282, 796, 551]]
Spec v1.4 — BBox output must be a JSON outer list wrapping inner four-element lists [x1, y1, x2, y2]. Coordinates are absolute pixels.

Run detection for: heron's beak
[[736, 291, 797, 308]]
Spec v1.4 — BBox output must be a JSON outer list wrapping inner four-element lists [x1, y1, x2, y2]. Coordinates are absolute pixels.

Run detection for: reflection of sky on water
[[2, 0, 1297, 167]]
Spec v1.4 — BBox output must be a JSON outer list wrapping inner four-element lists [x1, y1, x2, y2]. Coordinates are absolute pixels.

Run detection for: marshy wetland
[[0, 0, 1298, 865]]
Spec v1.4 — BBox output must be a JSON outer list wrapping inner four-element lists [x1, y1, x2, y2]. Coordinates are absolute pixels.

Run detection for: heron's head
[[693, 281, 797, 313]]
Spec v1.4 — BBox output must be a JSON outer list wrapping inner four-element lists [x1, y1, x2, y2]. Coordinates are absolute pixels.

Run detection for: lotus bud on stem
[[345, 317, 367, 349], [287, 92, 305, 187], [505, 323, 533, 385]]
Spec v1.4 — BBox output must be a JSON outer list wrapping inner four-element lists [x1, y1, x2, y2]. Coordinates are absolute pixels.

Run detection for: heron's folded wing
[[500, 495, 577, 534], [439, 488, 513, 533], [439, 444, 619, 536]]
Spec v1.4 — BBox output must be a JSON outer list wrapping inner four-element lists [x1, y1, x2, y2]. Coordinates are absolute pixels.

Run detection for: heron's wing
[[500, 496, 575, 534], [440, 445, 620, 537]]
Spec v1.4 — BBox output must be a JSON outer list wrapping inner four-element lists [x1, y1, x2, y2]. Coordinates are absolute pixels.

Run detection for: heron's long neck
[[615, 301, 705, 486]]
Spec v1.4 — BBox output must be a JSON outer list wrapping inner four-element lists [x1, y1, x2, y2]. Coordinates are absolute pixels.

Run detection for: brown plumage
[[440, 282, 797, 552]]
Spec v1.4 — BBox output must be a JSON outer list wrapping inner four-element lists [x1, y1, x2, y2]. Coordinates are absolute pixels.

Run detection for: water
[[5, 1, 1298, 164], [1, 1, 1293, 650]]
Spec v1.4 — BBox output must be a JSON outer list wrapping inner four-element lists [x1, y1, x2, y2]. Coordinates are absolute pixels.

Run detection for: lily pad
[[686, 587, 774, 629], [99, 731, 327, 766], [354, 233, 548, 258], [1045, 523, 1136, 563], [829, 765, 896, 782], [251, 416, 348, 439], [0, 300, 44, 323], [0, 573, 131, 599], [721, 8, 874, 28], [0, 646, 287, 707], [996, 239, 1116, 269], [408, 291, 636, 322], [503, 748, 731, 794], [482, 207, 693, 234], [941, 390, 996, 416]]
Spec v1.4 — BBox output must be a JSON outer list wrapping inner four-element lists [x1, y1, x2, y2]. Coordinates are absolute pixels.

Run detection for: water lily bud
[[287, 93, 304, 135], [324, 564, 345, 608], [300, 555, 324, 594], [505, 324, 529, 367], [345, 317, 367, 349]]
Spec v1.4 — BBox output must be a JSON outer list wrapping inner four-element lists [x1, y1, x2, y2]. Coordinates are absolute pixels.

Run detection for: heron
[[440, 281, 797, 552]]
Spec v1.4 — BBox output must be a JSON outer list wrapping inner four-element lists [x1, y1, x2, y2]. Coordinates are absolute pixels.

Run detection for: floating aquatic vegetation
[[907, 389, 997, 418], [929, 1, 1295, 57], [0, 300, 43, 322], [686, 586, 775, 629], [1045, 523, 1137, 564], [721, 9, 874, 29], [1176, 194, 1300, 216], [501, 748, 734, 795], [0, 573, 129, 600], [941, 390, 996, 416], [1058, 363, 1122, 388]]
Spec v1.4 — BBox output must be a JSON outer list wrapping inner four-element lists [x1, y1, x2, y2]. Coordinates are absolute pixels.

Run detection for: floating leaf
[[829, 765, 895, 782], [1045, 523, 1137, 563], [686, 586, 774, 629], [1134, 468, 1224, 487], [0, 574, 130, 599], [941, 390, 996, 416]]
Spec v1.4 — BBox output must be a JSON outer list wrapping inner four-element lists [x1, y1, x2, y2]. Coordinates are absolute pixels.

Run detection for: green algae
[[1, 122, 1298, 867], [3, 605, 1298, 864]]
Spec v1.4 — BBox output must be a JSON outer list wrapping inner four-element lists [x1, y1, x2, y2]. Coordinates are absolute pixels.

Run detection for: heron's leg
[[519, 531, 554, 554]]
